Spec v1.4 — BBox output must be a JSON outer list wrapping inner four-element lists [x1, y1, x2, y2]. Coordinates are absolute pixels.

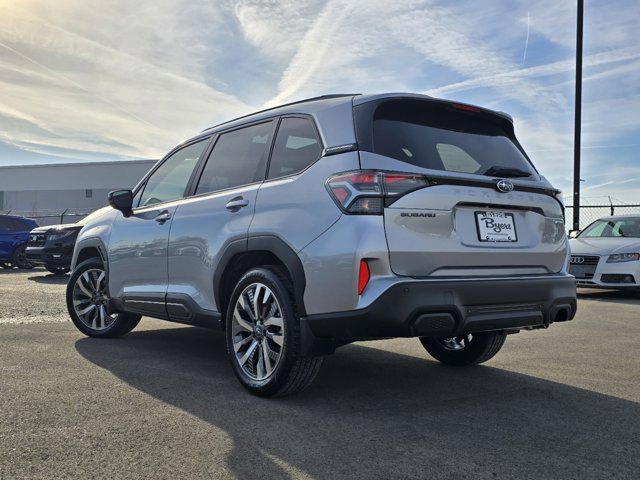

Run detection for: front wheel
[[225, 267, 323, 397], [420, 331, 506, 366], [66, 258, 141, 338]]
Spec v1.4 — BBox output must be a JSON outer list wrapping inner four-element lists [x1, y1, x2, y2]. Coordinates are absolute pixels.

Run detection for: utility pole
[[572, 0, 584, 231]]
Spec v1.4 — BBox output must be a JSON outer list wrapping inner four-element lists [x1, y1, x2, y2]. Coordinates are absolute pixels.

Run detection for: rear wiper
[[482, 166, 532, 178]]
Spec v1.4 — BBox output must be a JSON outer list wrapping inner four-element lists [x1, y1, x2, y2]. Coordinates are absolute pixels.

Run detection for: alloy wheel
[[71, 268, 115, 330], [231, 282, 285, 381], [439, 334, 473, 351]]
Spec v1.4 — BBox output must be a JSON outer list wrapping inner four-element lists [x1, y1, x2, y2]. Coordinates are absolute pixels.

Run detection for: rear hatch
[[353, 96, 567, 277]]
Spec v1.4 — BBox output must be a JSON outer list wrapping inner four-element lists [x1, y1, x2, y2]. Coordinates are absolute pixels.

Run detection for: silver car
[[66, 93, 576, 396], [569, 215, 640, 289]]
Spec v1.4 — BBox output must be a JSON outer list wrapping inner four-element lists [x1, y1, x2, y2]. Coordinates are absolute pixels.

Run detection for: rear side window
[[370, 99, 535, 177], [139, 139, 209, 207], [196, 121, 273, 194], [0, 218, 13, 231], [268, 117, 321, 179]]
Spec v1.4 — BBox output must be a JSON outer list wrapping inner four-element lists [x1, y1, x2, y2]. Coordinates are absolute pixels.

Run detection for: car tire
[[420, 331, 506, 366], [46, 266, 70, 276], [12, 245, 34, 269], [225, 266, 323, 397], [66, 258, 141, 338]]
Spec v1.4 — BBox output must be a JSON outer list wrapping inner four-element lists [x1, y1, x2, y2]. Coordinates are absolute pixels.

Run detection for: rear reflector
[[358, 259, 370, 295], [326, 170, 429, 214]]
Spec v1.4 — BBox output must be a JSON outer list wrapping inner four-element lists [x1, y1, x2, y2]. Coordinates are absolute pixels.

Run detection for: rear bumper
[[302, 274, 576, 343], [25, 245, 73, 267]]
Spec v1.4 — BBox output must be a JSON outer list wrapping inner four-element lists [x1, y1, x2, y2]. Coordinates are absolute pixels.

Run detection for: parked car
[[569, 215, 640, 289], [0, 215, 38, 269], [26, 223, 84, 275], [66, 93, 576, 396]]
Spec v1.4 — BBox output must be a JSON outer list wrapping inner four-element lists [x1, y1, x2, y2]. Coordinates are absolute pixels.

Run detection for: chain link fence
[[565, 204, 640, 231], [0, 209, 93, 227]]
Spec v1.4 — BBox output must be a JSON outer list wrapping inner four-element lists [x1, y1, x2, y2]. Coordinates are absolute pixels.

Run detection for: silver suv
[[66, 93, 577, 396]]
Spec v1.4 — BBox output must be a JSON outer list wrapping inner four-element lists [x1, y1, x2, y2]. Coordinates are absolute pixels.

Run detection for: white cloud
[[425, 47, 640, 97], [0, 0, 251, 160], [234, 0, 323, 62]]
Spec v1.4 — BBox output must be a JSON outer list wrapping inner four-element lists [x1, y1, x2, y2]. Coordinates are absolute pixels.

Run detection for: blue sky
[[0, 0, 638, 202]]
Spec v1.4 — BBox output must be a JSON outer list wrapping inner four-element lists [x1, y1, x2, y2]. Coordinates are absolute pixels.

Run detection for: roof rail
[[202, 93, 360, 132]]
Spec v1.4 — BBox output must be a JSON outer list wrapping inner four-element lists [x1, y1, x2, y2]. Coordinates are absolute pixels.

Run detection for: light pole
[[572, 0, 584, 231]]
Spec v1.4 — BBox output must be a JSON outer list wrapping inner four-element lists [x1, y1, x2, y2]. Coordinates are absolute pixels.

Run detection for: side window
[[268, 117, 321, 179], [1, 218, 23, 231], [195, 121, 273, 195], [0, 218, 12, 232], [13, 219, 28, 231], [139, 139, 209, 207]]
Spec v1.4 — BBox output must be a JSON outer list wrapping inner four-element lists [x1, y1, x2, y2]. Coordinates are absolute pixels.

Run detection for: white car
[[569, 215, 640, 289]]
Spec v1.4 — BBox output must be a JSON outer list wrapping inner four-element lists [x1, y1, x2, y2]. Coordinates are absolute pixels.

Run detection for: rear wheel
[[46, 266, 70, 275], [12, 245, 34, 269], [225, 267, 323, 397], [420, 331, 506, 366], [66, 258, 141, 338]]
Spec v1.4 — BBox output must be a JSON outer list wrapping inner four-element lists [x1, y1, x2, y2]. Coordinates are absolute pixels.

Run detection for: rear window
[[370, 99, 535, 176]]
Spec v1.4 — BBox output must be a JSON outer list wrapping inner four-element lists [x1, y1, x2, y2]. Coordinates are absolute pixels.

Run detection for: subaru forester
[[66, 93, 577, 396]]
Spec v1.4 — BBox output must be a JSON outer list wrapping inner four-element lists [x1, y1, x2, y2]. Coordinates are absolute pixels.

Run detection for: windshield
[[579, 218, 640, 238], [370, 99, 536, 177]]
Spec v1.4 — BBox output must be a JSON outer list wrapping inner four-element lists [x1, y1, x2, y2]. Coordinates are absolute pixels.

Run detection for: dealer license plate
[[475, 211, 517, 242]]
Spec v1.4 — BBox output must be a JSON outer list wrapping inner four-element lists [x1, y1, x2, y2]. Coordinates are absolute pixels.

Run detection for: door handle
[[154, 211, 172, 224], [226, 197, 250, 212]]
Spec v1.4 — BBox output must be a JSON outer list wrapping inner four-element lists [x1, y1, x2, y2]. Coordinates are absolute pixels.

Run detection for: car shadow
[[0, 267, 37, 274], [75, 327, 639, 479], [577, 287, 640, 306], [28, 273, 69, 284]]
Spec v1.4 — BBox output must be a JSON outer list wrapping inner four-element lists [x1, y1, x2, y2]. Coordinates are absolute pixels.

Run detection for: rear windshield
[[370, 99, 536, 177]]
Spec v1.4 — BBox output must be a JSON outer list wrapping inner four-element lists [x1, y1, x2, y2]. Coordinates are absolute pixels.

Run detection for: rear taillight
[[326, 170, 429, 214]]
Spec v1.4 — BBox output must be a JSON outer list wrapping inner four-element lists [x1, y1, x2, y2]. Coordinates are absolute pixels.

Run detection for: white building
[[0, 159, 156, 224]]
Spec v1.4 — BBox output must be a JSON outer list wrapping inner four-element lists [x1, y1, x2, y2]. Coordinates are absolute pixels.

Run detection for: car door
[[107, 137, 211, 317], [167, 120, 276, 322], [0, 217, 16, 261]]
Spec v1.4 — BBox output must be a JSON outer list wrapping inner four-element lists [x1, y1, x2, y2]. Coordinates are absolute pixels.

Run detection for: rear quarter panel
[[249, 151, 360, 252]]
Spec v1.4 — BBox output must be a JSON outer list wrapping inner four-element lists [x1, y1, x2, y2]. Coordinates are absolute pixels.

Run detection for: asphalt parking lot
[[1, 269, 639, 479]]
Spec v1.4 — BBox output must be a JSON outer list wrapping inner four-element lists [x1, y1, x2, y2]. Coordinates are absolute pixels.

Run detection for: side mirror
[[568, 229, 580, 239], [108, 189, 133, 216]]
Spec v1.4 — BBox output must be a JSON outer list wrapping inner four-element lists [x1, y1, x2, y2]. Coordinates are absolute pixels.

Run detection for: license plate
[[475, 211, 517, 242]]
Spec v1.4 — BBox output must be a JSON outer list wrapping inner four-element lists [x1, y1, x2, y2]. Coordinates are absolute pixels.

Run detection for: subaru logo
[[496, 179, 514, 193], [571, 256, 585, 264]]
